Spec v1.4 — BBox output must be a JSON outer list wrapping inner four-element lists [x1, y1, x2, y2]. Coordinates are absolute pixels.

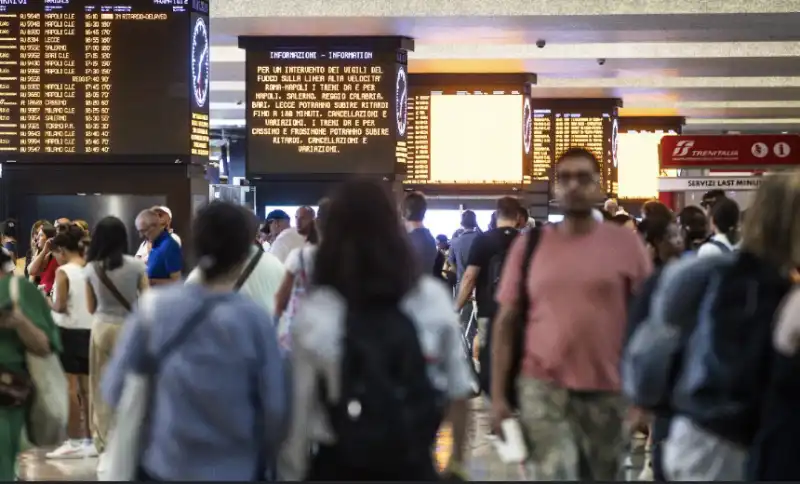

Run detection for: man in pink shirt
[[490, 147, 652, 480]]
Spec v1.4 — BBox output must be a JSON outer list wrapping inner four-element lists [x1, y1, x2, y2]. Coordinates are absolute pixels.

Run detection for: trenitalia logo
[[671, 139, 738, 158], [672, 140, 694, 157]]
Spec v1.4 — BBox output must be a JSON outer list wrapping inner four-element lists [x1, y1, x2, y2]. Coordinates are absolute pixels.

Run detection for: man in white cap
[[134, 205, 181, 263]]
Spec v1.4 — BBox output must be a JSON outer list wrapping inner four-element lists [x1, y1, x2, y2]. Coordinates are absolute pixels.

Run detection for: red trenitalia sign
[[659, 134, 800, 169]]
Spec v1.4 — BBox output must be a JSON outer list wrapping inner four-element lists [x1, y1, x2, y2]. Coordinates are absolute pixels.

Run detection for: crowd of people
[[0, 146, 796, 481]]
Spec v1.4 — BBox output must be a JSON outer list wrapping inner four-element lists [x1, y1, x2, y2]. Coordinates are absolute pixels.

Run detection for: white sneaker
[[45, 440, 85, 460], [82, 441, 98, 458]]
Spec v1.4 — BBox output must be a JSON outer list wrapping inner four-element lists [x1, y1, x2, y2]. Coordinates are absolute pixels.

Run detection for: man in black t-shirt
[[454, 197, 521, 350]]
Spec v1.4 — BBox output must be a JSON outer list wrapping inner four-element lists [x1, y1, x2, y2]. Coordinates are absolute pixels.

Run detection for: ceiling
[[207, 4, 800, 134]]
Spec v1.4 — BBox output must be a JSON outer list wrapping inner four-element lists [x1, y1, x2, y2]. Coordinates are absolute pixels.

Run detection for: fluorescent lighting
[[210, 102, 245, 110], [685, 118, 800, 125], [211, 46, 245, 63], [211, 81, 246, 91], [537, 77, 800, 88], [210, 119, 246, 127]]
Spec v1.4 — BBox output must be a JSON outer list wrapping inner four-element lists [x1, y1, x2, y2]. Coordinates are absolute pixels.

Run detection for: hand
[[490, 397, 512, 437], [43, 239, 52, 253], [0, 310, 22, 330]]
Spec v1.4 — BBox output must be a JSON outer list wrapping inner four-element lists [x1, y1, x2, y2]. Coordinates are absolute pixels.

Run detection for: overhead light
[[211, 119, 246, 127], [211, 81, 245, 91], [685, 118, 800, 125], [210, 102, 245, 110], [537, 76, 800, 88]]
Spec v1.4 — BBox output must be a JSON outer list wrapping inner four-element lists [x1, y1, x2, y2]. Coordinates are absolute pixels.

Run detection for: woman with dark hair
[[280, 179, 473, 481], [0, 247, 60, 480], [24, 220, 48, 281], [697, 197, 740, 257], [84, 216, 148, 472], [677, 205, 708, 253], [27, 223, 59, 295], [46, 224, 95, 459], [102, 201, 287, 481]]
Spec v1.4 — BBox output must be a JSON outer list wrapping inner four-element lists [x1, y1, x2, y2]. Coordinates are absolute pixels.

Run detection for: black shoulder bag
[[234, 251, 263, 291]]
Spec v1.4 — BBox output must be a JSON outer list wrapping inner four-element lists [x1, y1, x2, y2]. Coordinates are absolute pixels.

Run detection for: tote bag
[[10, 276, 69, 446]]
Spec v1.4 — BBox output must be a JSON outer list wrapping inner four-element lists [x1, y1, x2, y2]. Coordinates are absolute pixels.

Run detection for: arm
[[27, 246, 49, 276], [138, 272, 150, 293], [51, 269, 68, 313], [274, 273, 295, 319], [86, 280, 97, 314], [11, 311, 51, 356], [454, 266, 478, 312]]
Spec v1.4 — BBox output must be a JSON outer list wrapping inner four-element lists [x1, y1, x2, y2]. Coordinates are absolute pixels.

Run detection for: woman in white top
[[274, 199, 330, 351], [697, 198, 740, 258], [47, 224, 97, 459]]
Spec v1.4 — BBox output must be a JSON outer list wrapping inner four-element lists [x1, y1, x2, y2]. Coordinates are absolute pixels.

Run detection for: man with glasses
[[135, 208, 182, 285], [489, 147, 652, 480]]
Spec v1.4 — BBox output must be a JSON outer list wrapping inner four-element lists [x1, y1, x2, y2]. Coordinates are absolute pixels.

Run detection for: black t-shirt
[[466, 227, 519, 318]]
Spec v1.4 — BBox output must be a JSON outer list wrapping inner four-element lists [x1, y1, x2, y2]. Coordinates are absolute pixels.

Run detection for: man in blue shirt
[[402, 192, 438, 275], [136, 209, 182, 285]]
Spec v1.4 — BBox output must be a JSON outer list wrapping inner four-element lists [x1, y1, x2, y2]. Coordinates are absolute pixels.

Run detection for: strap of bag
[[708, 239, 732, 253], [518, 226, 544, 315], [94, 264, 132, 312], [234, 250, 263, 291]]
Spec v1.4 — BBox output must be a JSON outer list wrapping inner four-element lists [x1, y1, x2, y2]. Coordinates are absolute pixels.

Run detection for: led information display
[[241, 37, 412, 175], [0, 0, 209, 161], [401, 74, 536, 186], [529, 99, 620, 194]]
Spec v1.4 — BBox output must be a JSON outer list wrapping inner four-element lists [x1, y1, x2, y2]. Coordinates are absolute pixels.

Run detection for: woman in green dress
[[0, 247, 61, 480]]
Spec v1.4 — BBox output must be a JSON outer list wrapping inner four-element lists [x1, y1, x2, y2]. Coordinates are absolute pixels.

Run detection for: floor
[[17, 448, 97, 481]]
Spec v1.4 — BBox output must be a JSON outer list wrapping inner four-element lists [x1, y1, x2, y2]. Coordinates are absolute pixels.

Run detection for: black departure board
[[401, 74, 536, 187], [240, 37, 413, 176], [529, 99, 620, 194], [0, 0, 209, 161]]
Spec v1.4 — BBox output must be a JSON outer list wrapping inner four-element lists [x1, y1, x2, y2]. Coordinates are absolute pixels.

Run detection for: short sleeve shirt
[[466, 227, 519, 318], [146, 230, 183, 280], [495, 223, 652, 391]]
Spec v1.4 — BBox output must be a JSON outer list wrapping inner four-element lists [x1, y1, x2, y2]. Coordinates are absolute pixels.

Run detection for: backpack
[[479, 227, 543, 407], [672, 252, 791, 446], [319, 305, 445, 479]]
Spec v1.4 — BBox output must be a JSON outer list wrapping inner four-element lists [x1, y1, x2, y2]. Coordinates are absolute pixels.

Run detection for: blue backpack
[[671, 252, 791, 445]]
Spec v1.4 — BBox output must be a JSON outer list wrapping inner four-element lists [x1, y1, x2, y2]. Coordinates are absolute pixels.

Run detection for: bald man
[[136, 209, 182, 285]]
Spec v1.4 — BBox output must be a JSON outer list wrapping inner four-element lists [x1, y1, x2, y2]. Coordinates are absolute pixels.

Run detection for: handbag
[[102, 292, 214, 481], [9, 276, 69, 446], [94, 264, 132, 312]]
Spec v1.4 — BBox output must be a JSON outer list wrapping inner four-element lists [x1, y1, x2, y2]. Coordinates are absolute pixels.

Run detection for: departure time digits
[[0, 3, 171, 155]]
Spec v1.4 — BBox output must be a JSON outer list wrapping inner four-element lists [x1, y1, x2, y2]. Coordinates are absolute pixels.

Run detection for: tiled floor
[[17, 448, 97, 481]]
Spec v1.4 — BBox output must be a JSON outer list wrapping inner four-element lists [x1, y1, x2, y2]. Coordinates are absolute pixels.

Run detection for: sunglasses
[[556, 170, 597, 187]]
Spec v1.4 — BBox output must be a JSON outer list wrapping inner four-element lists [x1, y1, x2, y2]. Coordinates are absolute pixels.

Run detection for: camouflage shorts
[[516, 377, 627, 481]]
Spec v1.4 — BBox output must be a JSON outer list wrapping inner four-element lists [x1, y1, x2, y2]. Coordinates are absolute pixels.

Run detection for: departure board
[[241, 37, 412, 176], [528, 99, 620, 194], [0, 0, 209, 161], [401, 74, 536, 187]]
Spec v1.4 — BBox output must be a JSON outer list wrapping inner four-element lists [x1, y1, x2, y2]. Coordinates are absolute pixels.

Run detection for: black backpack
[[479, 227, 543, 407], [319, 305, 445, 479], [673, 252, 791, 446]]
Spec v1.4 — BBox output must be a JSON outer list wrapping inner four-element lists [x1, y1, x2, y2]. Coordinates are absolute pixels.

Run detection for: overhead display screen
[[242, 37, 412, 176], [530, 99, 620, 195], [401, 75, 535, 187], [0, 0, 209, 160]]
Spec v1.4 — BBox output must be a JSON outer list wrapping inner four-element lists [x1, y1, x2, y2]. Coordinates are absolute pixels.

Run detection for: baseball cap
[[265, 209, 290, 222], [153, 206, 173, 219]]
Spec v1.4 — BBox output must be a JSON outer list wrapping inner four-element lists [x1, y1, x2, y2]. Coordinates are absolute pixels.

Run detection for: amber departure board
[[241, 37, 412, 176], [0, 0, 209, 161], [401, 74, 536, 187], [528, 99, 620, 194]]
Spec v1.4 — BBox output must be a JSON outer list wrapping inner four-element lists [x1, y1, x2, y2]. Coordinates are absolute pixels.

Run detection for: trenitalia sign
[[659, 134, 800, 169]]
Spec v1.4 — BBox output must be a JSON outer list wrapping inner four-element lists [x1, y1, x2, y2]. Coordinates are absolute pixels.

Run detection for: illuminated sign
[[0, 0, 208, 160], [658, 176, 763, 192], [529, 99, 620, 194], [401, 74, 536, 186], [241, 37, 413, 176]]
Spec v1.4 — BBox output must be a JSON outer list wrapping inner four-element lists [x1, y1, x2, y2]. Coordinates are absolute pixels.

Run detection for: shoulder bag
[[94, 264, 132, 312], [10, 276, 69, 446], [234, 250, 263, 291]]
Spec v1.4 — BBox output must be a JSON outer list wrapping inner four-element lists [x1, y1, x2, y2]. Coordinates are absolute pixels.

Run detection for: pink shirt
[[496, 223, 652, 392]]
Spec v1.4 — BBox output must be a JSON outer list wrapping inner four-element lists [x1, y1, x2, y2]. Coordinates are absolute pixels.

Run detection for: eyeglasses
[[556, 170, 597, 187]]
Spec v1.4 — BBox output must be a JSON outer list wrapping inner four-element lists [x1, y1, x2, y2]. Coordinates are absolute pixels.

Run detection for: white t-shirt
[[278, 245, 317, 350], [269, 227, 306, 263], [51, 262, 93, 330], [697, 233, 735, 258], [185, 247, 287, 318]]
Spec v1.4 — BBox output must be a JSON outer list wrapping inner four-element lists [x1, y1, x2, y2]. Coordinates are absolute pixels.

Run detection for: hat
[[153, 206, 173, 219], [265, 209, 290, 222]]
